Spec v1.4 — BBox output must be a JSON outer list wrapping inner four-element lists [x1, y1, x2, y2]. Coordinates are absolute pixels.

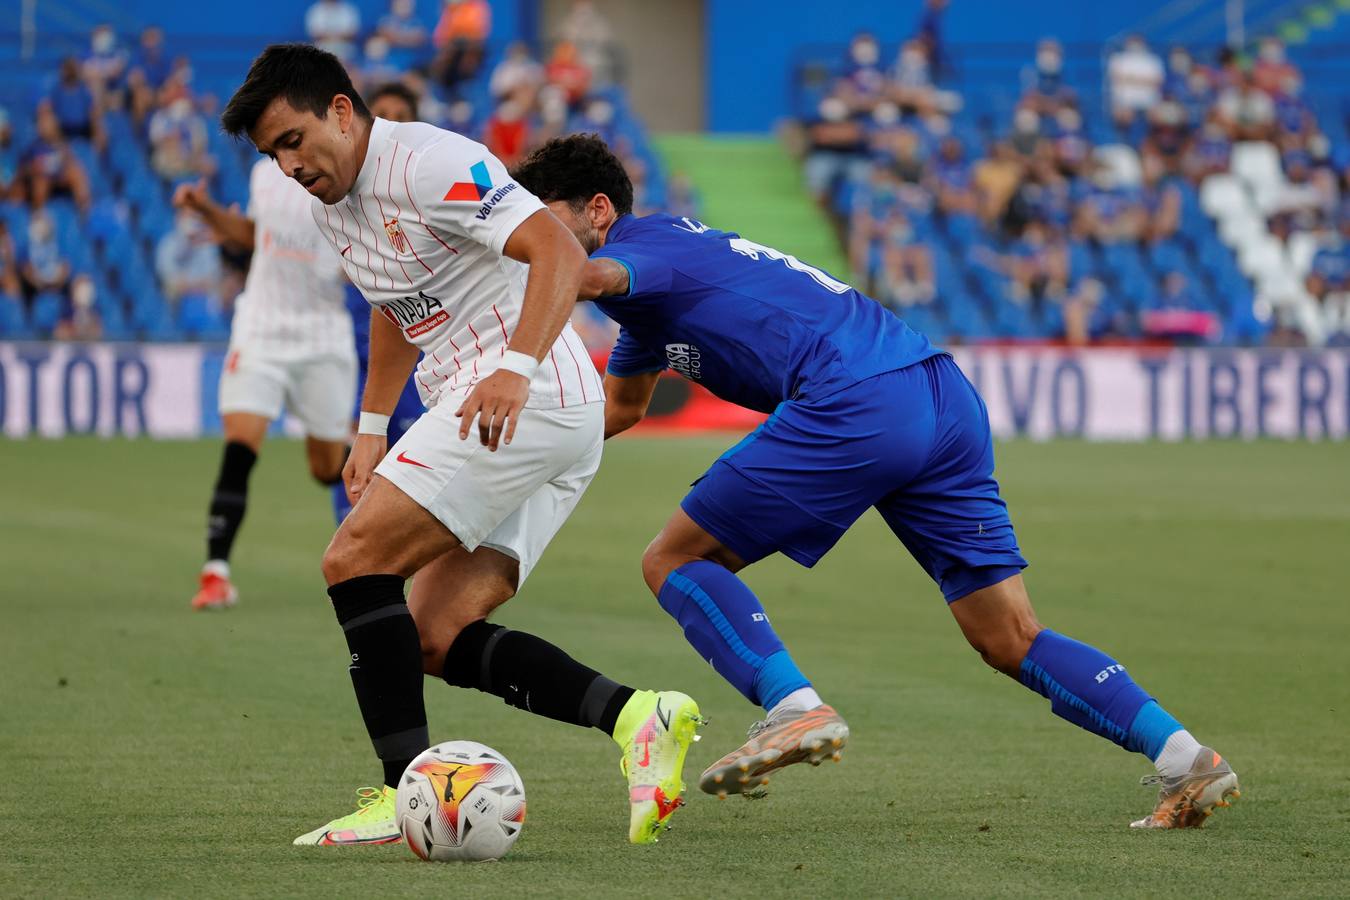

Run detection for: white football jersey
[[230, 159, 353, 359], [312, 117, 602, 410]]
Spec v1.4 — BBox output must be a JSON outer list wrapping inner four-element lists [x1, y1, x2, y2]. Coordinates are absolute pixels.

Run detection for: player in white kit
[[175, 149, 356, 612], [222, 44, 704, 847]]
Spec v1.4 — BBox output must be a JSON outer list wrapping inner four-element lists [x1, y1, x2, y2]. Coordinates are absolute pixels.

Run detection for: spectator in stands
[[0, 106, 15, 196], [1007, 219, 1069, 302], [912, 0, 949, 80], [1009, 105, 1045, 159], [1184, 111, 1233, 183], [306, 0, 361, 60], [1141, 97, 1189, 180], [377, 0, 429, 67], [973, 141, 1024, 227], [891, 39, 939, 117], [82, 25, 128, 106], [1059, 276, 1107, 344], [490, 42, 545, 106], [127, 27, 175, 123], [1172, 63, 1215, 127], [1252, 37, 1298, 98], [155, 209, 221, 307], [483, 99, 531, 169], [16, 105, 91, 212], [53, 273, 102, 341], [47, 57, 103, 146], [148, 84, 213, 183], [1306, 216, 1350, 342], [1216, 74, 1275, 142], [1141, 171, 1181, 244], [1022, 39, 1075, 119], [1268, 147, 1326, 219], [357, 36, 405, 91], [19, 211, 71, 302], [1073, 163, 1146, 244], [933, 135, 976, 219], [1050, 106, 1090, 179], [803, 96, 870, 214], [557, 0, 616, 88], [836, 32, 887, 116], [0, 219, 22, 300], [1108, 35, 1163, 130], [1144, 271, 1217, 343], [432, 0, 491, 93], [546, 41, 592, 111]]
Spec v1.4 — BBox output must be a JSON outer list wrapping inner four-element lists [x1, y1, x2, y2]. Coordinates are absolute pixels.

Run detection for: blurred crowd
[[795, 6, 1350, 346], [0, 1, 694, 345]]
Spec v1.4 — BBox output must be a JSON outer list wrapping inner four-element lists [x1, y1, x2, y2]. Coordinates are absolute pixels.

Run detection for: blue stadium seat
[[29, 292, 64, 335], [0, 294, 31, 338], [177, 293, 227, 339]]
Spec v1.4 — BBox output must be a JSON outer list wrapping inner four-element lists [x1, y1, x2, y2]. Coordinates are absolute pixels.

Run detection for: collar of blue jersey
[[603, 212, 637, 246], [350, 116, 395, 198]]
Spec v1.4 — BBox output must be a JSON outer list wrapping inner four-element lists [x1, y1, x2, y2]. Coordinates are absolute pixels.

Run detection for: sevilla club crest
[[384, 217, 409, 254]]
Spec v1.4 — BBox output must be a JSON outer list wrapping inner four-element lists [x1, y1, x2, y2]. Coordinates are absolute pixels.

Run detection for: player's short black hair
[[513, 133, 634, 217], [368, 82, 419, 120], [221, 43, 371, 138]]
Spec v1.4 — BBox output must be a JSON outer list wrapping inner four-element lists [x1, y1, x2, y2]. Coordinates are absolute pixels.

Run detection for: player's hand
[[171, 177, 211, 212], [456, 369, 530, 451], [344, 432, 387, 506]]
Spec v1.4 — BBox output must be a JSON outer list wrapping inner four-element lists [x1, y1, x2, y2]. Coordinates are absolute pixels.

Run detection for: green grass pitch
[[2, 437, 1347, 897]]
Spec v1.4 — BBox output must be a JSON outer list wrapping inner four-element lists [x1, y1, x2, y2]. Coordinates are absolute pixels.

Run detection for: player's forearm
[[363, 310, 421, 414], [197, 199, 255, 251], [505, 222, 587, 359], [602, 371, 658, 438], [578, 258, 631, 301]]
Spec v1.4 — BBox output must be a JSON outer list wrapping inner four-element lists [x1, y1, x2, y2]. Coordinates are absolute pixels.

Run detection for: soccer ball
[[396, 741, 526, 862]]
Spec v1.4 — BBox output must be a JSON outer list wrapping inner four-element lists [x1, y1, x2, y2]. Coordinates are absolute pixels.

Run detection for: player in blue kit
[[514, 135, 1241, 829]]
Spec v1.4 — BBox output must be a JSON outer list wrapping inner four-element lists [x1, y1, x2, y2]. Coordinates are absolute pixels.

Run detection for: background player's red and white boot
[[191, 561, 238, 611]]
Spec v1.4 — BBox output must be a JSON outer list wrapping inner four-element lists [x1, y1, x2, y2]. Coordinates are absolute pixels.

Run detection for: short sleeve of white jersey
[[411, 135, 546, 256]]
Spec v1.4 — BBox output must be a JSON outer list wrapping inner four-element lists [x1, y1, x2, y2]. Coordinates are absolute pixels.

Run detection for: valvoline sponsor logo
[[382, 290, 448, 337]]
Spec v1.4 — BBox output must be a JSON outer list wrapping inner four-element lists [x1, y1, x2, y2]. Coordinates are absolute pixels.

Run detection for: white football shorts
[[218, 347, 357, 442], [374, 400, 604, 585]]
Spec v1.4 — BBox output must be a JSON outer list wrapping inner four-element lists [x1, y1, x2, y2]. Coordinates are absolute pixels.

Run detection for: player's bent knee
[[968, 621, 1044, 675]]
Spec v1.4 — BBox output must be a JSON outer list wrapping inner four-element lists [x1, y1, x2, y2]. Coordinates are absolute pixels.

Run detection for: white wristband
[[357, 412, 390, 436], [498, 350, 540, 379]]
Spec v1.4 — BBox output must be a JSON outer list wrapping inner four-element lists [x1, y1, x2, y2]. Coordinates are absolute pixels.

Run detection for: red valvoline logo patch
[[384, 217, 409, 254]]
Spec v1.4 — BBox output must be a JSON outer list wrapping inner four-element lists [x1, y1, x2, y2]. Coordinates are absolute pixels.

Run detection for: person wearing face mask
[[1253, 37, 1298, 97], [19, 212, 71, 302], [148, 84, 213, 182], [1023, 39, 1075, 118], [53, 274, 103, 342], [1108, 35, 1163, 130], [358, 36, 404, 91], [841, 31, 886, 113], [82, 25, 128, 104], [377, 0, 429, 69]]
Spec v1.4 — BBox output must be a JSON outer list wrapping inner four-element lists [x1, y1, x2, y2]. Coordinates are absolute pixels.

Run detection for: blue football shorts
[[680, 353, 1027, 603]]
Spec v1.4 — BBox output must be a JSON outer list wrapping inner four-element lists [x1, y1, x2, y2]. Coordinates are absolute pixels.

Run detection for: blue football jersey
[[593, 214, 941, 413]]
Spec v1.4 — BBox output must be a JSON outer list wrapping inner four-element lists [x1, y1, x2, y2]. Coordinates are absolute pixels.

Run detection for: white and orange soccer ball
[[395, 741, 526, 862]]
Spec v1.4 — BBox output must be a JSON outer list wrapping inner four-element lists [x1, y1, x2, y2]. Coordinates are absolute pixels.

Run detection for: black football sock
[[329, 575, 429, 788], [206, 441, 257, 563], [442, 621, 636, 735]]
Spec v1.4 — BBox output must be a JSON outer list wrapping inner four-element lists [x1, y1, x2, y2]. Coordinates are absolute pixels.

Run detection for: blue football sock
[[332, 481, 353, 525], [1018, 630, 1184, 759], [657, 560, 810, 711]]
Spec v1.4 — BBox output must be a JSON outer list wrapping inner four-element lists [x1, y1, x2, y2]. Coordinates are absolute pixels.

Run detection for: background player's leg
[[304, 436, 347, 486], [950, 573, 1207, 779], [643, 508, 818, 714], [192, 412, 269, 610]]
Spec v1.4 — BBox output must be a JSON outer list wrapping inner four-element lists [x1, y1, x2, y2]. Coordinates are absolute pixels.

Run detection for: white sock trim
[[203, 560, 231, 579], [768, 687, 823, 718], [1154, 729, 1202, 779]]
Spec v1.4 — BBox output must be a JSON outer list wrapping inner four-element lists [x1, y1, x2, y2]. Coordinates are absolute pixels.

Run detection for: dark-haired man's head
[[222, 43, 372, 204], [513, 134, 634, 253], [369, 82, 419, 123]]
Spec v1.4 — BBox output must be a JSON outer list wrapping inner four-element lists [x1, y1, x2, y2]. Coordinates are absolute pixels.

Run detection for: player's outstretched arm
[[603, 371, 660, 439], [578, 258, 632, 300], [171, 178, 256, 251], [456, 209, 587, 450], [345, 310, 421, 504]]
